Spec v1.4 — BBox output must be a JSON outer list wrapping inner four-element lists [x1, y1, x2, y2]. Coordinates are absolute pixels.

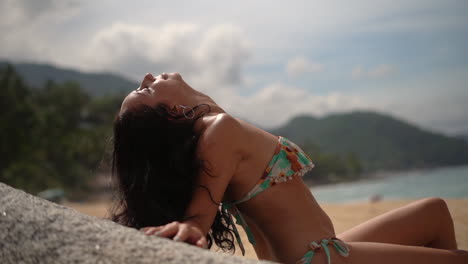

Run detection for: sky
[[1, 0, 467, 135]]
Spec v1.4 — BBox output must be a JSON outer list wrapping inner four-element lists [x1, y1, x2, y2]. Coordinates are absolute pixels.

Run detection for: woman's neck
[[190, 92, 226, 115]]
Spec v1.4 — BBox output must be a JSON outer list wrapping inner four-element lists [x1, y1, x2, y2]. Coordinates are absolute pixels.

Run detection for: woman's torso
[[199, 113, 335, 263]]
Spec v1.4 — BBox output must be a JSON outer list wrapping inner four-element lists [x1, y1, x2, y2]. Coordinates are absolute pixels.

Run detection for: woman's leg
[[337, 198, 457, 249], [344, 242, 468, 264]]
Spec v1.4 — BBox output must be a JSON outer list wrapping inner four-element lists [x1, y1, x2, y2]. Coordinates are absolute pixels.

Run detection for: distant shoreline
[[309, 165, 468, 204], [305, 164, 468, 188]]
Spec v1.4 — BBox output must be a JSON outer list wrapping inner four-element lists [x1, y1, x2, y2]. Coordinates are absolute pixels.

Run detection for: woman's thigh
[[337, 198, 456, 248], [343, 242, 468, 264]]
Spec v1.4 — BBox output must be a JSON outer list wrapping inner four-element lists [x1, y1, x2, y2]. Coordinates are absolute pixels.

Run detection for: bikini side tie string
[[296, 237, 350, 264]]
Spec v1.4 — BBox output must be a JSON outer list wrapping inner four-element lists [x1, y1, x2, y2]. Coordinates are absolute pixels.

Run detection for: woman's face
[[120, 72, 194, 114]]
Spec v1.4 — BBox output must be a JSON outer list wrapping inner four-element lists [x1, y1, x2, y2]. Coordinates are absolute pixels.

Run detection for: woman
[[111, 72, 468, 264]]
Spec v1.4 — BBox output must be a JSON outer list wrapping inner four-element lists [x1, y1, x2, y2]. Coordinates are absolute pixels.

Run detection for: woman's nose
[[140, 73, 155, 88]]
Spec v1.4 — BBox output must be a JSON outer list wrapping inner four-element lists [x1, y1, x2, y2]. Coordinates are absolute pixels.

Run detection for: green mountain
[[271, 112, 468, 171], [3, 61, 466, 173], [0, 61, 138, 97]]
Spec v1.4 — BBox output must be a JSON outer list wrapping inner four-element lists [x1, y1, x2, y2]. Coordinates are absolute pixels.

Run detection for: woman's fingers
[[173, 224, 190, 242], [140, 227, 151, 232], [195, 236, 208, 249], [173, 225, 199, 242], [153, 221, 180, 238], [141, 222, 208, 249], [141, 222, 179, 237], [145, 226, 164, 236], [142, 226, 164, 235], [174, 225, 207, 248]]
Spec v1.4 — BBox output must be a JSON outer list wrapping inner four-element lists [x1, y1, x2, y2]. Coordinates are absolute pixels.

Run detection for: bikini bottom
[[296, 237, 350, 264]]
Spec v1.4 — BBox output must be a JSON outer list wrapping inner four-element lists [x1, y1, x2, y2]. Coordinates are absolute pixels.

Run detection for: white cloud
[[368, 65, 398, 78], [352, 64, 398, 79], [346, 67, 468, 135], [195, 25, 250, 85], [0, 0, 80, 62], [223, 83, 364, 128], [75, 23, 251, 95], [216, 68, 468, 134], [351, 66, 365, 79], [0, 0, 466, 135], [82, 23, 200, 75], [286, 56, 324, 77], [224, 66, 467, 133], [0, 0, 78, 26]]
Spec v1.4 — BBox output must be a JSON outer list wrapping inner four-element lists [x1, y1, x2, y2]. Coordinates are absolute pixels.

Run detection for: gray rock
[[0, 183, 273, 264]]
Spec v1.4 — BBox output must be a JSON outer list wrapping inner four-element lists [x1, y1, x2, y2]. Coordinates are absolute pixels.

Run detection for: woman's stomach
[[239, 176, 335, 261]]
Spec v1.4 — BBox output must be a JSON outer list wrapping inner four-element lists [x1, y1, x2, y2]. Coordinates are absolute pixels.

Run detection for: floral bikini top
[[221, 136, 315, 255]]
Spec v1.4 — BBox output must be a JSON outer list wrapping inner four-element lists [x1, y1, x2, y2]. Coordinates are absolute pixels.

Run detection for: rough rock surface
[[0, 183, 273, 264]]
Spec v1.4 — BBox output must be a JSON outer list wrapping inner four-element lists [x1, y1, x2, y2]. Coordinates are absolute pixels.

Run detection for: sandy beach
[[65, 199, 468, 260]]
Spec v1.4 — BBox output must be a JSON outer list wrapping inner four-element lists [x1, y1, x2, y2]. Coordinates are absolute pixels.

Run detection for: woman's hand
[[141, 221, 208, 249]]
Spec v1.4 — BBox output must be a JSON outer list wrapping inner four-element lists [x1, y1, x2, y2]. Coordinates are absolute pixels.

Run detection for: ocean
[[310, 165, 468, 203]]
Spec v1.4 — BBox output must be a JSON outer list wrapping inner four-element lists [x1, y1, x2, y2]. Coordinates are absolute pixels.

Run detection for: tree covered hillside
[[0, 61, 137, 97], [0, 65, 122, 195], [272, 112, 468, 171]]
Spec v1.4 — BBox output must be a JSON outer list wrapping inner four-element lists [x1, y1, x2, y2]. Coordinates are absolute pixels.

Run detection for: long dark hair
[[110, 103, 236, 252]]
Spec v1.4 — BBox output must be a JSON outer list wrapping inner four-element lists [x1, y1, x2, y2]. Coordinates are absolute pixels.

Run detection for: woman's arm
[[144, 114, 243, 247]]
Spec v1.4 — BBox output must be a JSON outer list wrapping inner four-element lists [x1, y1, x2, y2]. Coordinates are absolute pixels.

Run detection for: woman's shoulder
[[202, 113, 238, 125], [208, 113, 241, 130], [198, 113, 244, 146], [196, 114, 245, 177]]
